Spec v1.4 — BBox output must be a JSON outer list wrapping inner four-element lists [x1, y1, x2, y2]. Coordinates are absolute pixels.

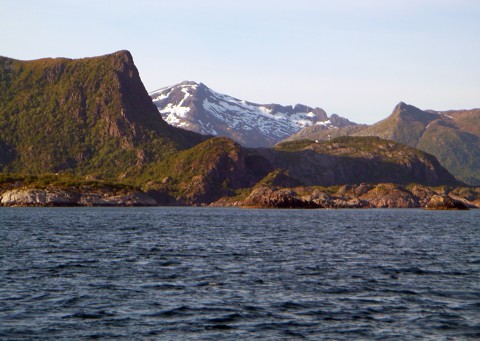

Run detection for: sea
[[1, 207, 479, 340]]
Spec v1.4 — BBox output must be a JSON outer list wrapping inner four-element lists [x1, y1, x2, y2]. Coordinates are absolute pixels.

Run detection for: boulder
[[425, 195, 469, 210], [360, 184, 420, 208]]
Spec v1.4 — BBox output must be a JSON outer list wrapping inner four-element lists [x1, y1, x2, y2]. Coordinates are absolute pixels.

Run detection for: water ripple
[[1, 207, 479, 339]]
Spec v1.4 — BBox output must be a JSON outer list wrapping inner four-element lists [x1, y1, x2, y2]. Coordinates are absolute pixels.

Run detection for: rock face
[[359, 184, 419, 208], [150, 81, 356, 147], [425, 195, 469, 210], [0, 188, 158, 206], [0, 189, 78, 206]]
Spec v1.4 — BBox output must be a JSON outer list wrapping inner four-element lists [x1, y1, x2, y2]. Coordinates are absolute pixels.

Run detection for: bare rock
[[360, 184, 420, 208], [0, 188, 157, 207], [0, 189, 77, 206], [425, 195, 469, 210], [243, 186, 319, 208]]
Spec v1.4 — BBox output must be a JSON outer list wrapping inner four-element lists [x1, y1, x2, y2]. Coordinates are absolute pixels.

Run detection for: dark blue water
[[1, 208, 479, 339]]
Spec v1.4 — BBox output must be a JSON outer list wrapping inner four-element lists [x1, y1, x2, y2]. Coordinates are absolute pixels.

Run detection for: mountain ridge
[[150, 81, 358, 147]]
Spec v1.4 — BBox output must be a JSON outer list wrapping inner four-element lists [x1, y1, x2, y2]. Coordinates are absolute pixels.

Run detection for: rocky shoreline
[[0, 188, 157, 207], [214, 183, 479, 210], [0, 183, 478, 209]]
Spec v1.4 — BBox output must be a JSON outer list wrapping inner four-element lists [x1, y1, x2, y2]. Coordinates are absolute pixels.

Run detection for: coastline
[[1, 183, 478, 209]]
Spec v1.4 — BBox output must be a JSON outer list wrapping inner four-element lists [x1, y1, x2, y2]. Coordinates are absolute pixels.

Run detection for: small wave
[[63, 310, 115, 320]]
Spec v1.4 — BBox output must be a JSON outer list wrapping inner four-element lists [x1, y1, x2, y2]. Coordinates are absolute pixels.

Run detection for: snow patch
[[316, 120, 332, 126]]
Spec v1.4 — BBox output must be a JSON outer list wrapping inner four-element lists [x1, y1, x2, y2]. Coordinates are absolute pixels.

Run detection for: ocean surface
[[1, 207, 479, 340]]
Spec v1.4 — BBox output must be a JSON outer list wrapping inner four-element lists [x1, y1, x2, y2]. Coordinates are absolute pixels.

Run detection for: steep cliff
[[0, 51, 204, 178]]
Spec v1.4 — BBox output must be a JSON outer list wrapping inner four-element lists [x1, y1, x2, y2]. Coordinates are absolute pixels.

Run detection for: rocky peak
[[150, 81, 347, 147], [392, 101, 439, 124]]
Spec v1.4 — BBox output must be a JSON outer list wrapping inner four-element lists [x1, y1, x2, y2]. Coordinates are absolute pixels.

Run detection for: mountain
[[0, 51, 205, 178], [355, 102, 480, 185], [150, 81, 358, 147], [286, 102, 480, 185], [0, 51, 467, 206]]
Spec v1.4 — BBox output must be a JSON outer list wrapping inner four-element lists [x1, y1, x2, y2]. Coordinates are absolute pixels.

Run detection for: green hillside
[[0, 51, 204, 178]]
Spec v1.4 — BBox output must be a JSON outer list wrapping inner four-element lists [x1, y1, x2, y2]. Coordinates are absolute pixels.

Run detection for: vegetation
[[0, 172, 135, 192], [275, 139, 314, 152]]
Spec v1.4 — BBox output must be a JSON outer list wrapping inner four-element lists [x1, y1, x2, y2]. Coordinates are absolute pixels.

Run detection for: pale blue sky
[[1, 0, 479, 123]]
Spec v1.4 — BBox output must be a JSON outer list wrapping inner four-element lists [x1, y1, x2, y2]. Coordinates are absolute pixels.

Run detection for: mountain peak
[[391, 102, 439, 124], [150, 82, 349, 147], [178, 80, 199, 87], [110, 50, 133, 62]]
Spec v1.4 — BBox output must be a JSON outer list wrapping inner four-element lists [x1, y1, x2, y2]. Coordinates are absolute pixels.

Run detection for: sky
[[1, 0, 479, 124]]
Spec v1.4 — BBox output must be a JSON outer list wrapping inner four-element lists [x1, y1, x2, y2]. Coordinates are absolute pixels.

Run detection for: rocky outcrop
[[169, 137, 272, 205], [359, 184, 419, 208], [425, 195, 469, 210], [0, 189, 78, 206], [0, 188, 158, 207], [232, 183, 479, 209], [243, 186, 319, 209]]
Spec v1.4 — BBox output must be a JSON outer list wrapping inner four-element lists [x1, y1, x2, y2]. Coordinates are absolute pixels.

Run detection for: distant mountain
[[286, 102, 480, 185], [150, 81, 357, 147], [355, 102, 480, 185], [284, 117, 366, 142]]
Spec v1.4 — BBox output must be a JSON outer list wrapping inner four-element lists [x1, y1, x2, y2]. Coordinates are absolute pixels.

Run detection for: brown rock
[[425, 195, 469, 210], [243, 186, 319, 208], [360, 184, 420, 208]]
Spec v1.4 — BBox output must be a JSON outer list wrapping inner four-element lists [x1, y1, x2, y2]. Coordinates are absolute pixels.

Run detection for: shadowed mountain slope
[[286, 102, 480, 185]]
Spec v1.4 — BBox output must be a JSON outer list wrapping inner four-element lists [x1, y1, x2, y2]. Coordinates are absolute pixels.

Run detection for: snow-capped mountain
[[150, 81, 354, 147]]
